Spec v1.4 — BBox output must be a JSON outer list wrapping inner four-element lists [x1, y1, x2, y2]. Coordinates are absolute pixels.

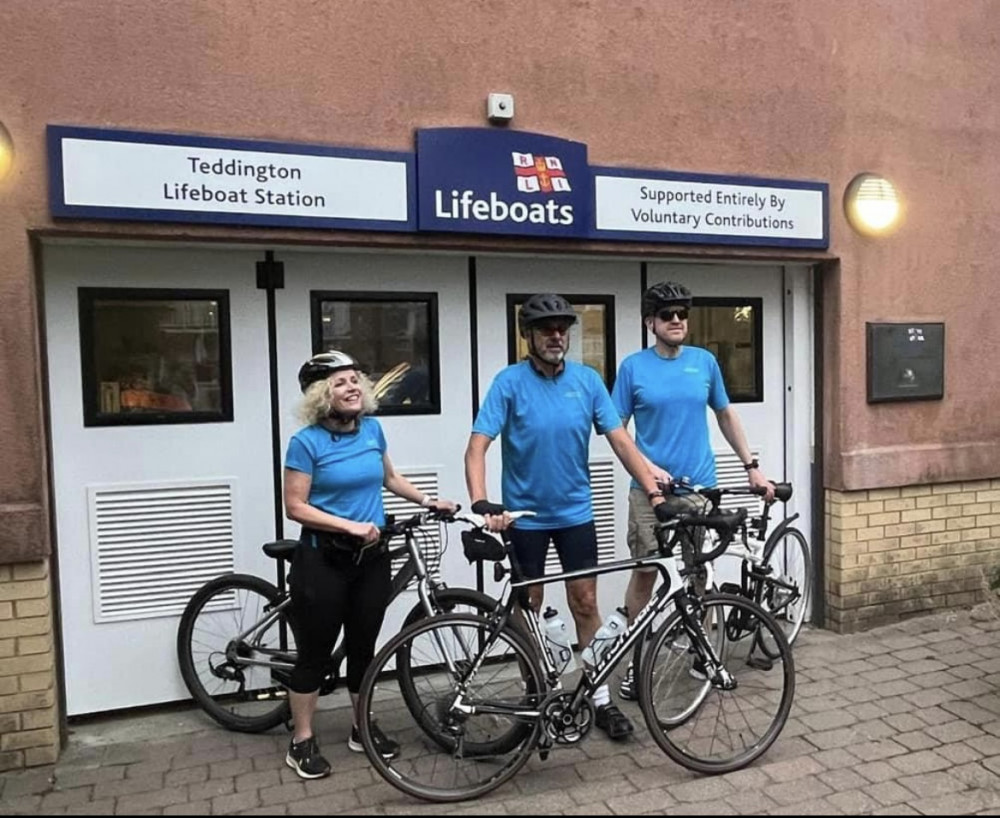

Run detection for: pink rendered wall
[[0, 0, 998, 559]]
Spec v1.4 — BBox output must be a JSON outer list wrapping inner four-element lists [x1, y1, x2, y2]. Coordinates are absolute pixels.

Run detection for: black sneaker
[[348, 723, 400, 760], [285, 735, 331, 779], [594, 703, 634, 741], [618, 661, 637, 701]]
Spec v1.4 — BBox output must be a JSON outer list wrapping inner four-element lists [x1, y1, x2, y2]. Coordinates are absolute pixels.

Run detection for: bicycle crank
[[540, 691, 593, 745]]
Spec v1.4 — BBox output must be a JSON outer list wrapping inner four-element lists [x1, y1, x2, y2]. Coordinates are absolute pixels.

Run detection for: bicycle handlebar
[[380, 508, 536, 539], [658, 478, 793, 503]]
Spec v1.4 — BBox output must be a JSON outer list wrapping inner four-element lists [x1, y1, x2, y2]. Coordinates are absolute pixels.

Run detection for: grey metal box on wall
[[866, 322, 945, 403]]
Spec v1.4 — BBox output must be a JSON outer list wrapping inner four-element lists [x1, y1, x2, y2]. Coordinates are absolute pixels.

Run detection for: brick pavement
[[4, 608, 1000, 815]]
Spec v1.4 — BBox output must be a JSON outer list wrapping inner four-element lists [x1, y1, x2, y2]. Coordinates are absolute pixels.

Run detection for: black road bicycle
[[176, 510, 498, 733], [355, 499, 795, 802]]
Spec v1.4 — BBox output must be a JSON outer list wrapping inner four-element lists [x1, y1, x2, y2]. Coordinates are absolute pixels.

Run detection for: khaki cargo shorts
[[627, 488, 707, 572]]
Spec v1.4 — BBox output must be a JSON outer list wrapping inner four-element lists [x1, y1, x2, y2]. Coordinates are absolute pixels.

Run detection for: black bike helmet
[[297, 351, 360, 393], [517, 293, 578, 337], [641, 281, 693, 318]]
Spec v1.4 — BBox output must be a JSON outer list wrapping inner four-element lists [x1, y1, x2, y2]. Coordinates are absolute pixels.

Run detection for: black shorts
[[508, 521, 598, 580]]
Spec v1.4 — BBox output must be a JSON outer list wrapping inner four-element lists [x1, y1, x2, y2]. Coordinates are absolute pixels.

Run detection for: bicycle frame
[[225, 520, 450, 681], [445, 523, 737, 725]]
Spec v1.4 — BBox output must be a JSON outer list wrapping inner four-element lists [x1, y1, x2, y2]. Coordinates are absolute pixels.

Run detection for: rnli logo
[[512, 152, 571, 194]]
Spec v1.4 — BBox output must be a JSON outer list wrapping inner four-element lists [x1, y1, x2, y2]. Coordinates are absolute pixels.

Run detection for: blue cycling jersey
[[473, 360, 621, 529], [612, 346, 729, 488], [285, 416, 388, 526]]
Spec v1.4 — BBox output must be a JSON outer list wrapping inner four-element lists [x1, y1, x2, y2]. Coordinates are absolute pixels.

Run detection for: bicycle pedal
[[537, 748, 550, 761], [719, 582, 742, 596]]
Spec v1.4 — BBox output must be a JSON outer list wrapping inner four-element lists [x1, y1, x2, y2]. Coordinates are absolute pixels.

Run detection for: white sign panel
[[50, 127, 413, 230], [594, 172, 827, 247]]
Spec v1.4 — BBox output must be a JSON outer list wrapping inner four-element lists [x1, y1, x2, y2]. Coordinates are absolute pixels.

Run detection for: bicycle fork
[[675, 590, 736, 691]]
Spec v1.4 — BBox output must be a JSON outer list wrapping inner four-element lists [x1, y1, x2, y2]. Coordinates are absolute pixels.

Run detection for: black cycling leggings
[[287, 541, 392, 695]]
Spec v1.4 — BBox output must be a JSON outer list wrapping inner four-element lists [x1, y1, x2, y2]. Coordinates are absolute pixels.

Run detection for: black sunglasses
[[656, 307, 689, 321]]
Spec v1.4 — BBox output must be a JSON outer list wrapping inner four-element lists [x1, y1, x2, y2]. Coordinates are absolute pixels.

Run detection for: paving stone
[[764, 776, 833, 806], [825, 789, 881, 814], [864, 779, 914, 805], [817, 767, 869, 792], [887, 749, 952, 775], [810, 747, 859, 770], [895, 770, 967, 797], [916, 705, 960, 726], [894, 730, 942, 750], [884, 712, 927, 733], [162, 802, 211, 816], [761, 756, 825, 783], [115, 785, 188, 812]]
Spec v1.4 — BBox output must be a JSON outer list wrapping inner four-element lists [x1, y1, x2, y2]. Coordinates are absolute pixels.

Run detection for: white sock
[[593, 683, 610, 708]]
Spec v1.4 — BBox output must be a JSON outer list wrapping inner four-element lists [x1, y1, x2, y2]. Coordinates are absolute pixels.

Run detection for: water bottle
[[542, 607, 577, 674], [582, 606, 628, 667]]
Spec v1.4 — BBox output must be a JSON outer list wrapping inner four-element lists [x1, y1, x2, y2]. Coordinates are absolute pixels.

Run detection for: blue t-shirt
[[611, 346, 729, 487], [284, 416, 388, 526], [472, 360, 621, 529]]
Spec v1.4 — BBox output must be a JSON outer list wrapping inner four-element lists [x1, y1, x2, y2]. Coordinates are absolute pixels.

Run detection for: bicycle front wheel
[[357, 612, 544, 803], [639, 593, 794, 774], [760, 526, 812, 645], [176, 574, 294, 733]]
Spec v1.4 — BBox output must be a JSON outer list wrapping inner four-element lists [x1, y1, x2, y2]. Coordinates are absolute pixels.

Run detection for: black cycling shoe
[[348, 723, 400, 759], [285, 735, 331, 779], [595, 703, 634, 741]]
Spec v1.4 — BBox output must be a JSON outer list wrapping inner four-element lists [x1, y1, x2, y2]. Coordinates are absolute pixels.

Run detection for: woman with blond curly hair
[[282, 351, 457, 780]]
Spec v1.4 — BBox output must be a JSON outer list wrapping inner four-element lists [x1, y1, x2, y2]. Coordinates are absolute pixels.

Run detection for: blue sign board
[[416, 128, 591, 238]]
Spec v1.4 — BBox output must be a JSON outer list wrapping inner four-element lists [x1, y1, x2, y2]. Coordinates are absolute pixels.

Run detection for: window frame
[[505, 293, 617, 390], [78, 287, 234, 427], [690, 296, 764, 404], [310, 290, 442, 416]]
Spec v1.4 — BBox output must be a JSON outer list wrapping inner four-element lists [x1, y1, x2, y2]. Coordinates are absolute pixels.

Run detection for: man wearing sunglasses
[[611, 281, 774, 701]]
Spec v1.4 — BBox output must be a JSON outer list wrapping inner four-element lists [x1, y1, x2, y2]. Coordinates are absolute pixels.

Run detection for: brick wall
[[826, 480, 1000, 632], [0, 559, 60, 770]]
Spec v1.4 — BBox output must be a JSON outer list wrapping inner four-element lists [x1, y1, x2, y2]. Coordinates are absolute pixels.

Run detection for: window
[[688, 298, 763, 403], [506, 294, 616, 388], [311, 291, 440, 415], [79, 288, 233, 427]]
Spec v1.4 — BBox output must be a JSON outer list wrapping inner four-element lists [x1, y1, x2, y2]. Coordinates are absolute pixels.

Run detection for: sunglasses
[[534, 321, 573, 335], [656, 307, 689, 321]]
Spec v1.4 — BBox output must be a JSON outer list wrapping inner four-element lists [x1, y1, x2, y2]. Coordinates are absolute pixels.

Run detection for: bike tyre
[[760, 526, 812, 646], [177, 573, 293, 733]]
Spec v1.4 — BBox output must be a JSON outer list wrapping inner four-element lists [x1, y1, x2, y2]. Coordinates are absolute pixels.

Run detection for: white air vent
[[544, 459, 617, 575], [714, 449, 764, 515], [382, 470, 442, 582], [89, 480, 236, 622]]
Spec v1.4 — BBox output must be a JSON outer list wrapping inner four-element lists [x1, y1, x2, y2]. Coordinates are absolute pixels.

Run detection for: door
[[273, 250, 474, 642], [43, 242, 275, 715]]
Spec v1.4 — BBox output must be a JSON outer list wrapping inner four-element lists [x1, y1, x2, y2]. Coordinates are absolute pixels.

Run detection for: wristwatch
[[742, 458, 760, 471]]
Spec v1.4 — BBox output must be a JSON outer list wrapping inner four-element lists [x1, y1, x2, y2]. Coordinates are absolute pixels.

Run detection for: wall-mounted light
[[844, 172, 902, 236], [0, 121, 13, 181]]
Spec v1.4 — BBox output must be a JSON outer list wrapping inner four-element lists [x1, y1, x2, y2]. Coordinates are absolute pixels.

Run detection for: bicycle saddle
[[262, 540, 299, 561]]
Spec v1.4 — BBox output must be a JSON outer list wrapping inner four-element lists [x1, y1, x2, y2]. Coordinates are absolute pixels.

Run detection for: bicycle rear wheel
[[176, 574, 294, 732], [357, 612, 544, 803], [760, 526, 812, 645], [639, 593, 794, 774]]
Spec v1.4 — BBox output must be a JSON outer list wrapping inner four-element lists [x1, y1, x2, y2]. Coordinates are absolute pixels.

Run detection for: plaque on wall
[[866, 322, 945, 403]]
